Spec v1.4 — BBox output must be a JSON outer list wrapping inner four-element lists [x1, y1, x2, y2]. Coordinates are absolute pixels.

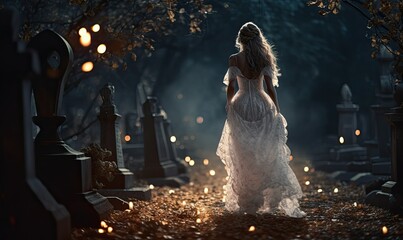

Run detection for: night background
[[1, 0, 403, 239], [4, 0, 380, 155]]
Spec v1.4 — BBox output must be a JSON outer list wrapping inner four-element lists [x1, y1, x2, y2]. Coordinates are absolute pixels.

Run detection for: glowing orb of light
[[124, 134, 131, 142], [92, 24, 100, 32], [382, 226, 388, 235], [78, 27, 87, 36], [97, 44, 106, 54], [80, 32, 91, 47], [203, 159, 209, 165], [170, 136, 177, 143], [209, 170, 216, 176], [339, 136, 345, 144], [81, 61, 94, 72], [196, 116, 204, 124], [248, 226, 256, 232], [304, 166, 309, 172], [100, 221, 107, 228], [355, 129, 361, 136]]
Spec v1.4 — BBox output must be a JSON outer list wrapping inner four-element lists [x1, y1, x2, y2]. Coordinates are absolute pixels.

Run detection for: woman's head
[[235, 22, 279, 82]]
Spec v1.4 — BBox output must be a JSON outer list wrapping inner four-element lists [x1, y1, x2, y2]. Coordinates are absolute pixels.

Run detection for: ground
[[72, 153, 403, 240]]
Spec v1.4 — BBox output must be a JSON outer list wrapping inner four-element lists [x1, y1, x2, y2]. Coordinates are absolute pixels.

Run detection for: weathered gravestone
[[98, 83, 151, 200], [0, 8, 71, 239], [366, 76, 403, 215], [369, 46, 395, 175], [28, 29, 113, 227], [160, 106, 188, 177], [141, 97, 188, 187], [316, 84, 373, 183], [331, 84, 368, 168]]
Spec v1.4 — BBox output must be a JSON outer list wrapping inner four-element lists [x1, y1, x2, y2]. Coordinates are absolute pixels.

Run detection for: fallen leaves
[[72, 157, 403, 239]]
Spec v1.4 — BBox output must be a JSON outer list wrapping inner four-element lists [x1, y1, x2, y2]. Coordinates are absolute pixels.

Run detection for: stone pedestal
[[142, 97, 186, 187], [28, 29, 113, 227], [98, 83, 151, 201]]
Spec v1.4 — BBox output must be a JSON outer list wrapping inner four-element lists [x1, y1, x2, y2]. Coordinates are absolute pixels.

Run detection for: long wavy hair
[[236, 22, 279, 86]]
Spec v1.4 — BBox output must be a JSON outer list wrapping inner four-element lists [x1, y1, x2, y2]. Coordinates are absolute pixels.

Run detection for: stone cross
[[0, 8, 70, 239], [28, 29, 112, 227]]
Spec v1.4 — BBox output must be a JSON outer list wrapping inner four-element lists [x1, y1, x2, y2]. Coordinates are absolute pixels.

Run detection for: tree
[[307, 0, 402, 78], [0, 0, 213, 92]]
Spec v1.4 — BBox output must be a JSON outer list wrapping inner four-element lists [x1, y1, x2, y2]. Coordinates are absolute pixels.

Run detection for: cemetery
[[1, 1, 403, 239]]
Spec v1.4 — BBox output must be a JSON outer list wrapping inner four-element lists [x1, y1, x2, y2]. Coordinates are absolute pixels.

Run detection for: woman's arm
[[226, 80, 235, 108], [226, 55, 237, 110], [264, 75, 280, 113]]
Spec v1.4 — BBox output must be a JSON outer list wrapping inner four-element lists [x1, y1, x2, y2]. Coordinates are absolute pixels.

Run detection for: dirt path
[[72, 154, 403, 239]]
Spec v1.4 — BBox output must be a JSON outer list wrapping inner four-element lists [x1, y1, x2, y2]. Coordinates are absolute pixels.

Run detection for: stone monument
[[370, 46, 395, 175], [0, 8, 71, 239], [98, 83, 151, 200], [366, 68, 403, 215], [28, 30, 113, 227], [330, 84, 368, 165], [142, 97, 187, 186]]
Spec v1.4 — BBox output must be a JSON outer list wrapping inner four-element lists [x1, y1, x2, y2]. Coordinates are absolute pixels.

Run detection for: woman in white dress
[[216, 22, 306, 218]]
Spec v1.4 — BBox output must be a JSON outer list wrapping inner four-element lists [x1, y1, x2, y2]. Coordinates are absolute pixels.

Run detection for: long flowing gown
[[216, 66, 306, 218]]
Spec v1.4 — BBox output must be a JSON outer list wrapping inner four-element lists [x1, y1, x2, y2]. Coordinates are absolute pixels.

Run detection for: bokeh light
[[81, 61, 94, 72], [92, 24, 100, 32]]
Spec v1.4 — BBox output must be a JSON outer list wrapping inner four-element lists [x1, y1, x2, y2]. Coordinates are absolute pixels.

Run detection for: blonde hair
[[236, 22, 279, 86]]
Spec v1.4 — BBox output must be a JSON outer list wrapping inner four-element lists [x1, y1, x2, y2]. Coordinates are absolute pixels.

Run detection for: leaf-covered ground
[[72, 154, 403, 239]]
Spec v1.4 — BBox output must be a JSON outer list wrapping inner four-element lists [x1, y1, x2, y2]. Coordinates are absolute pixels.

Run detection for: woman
[[216, 22, 306, 218]]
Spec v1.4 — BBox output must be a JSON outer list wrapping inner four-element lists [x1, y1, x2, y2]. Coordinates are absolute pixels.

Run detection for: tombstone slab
[[28, 29, 113, 227], [98, 83, 151, 200], [0, 8, 70, 239], [141, 97, 187, 187]]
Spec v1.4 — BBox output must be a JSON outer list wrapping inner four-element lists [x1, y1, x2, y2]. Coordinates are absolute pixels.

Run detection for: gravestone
[[315, 84, 370, 176], [28, 29, 113, 227], [330, 84, 367, 164], [370, 46, 395, 175], [366, 76, 403, 214], [160, 108, 188, 178], [142, 97, 187, 187], [0, 8, 71, 239], [98, 83, 151, 200]]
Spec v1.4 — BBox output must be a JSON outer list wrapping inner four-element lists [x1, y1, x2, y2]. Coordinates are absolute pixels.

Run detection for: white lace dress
[[216, 66, 306, 218]]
